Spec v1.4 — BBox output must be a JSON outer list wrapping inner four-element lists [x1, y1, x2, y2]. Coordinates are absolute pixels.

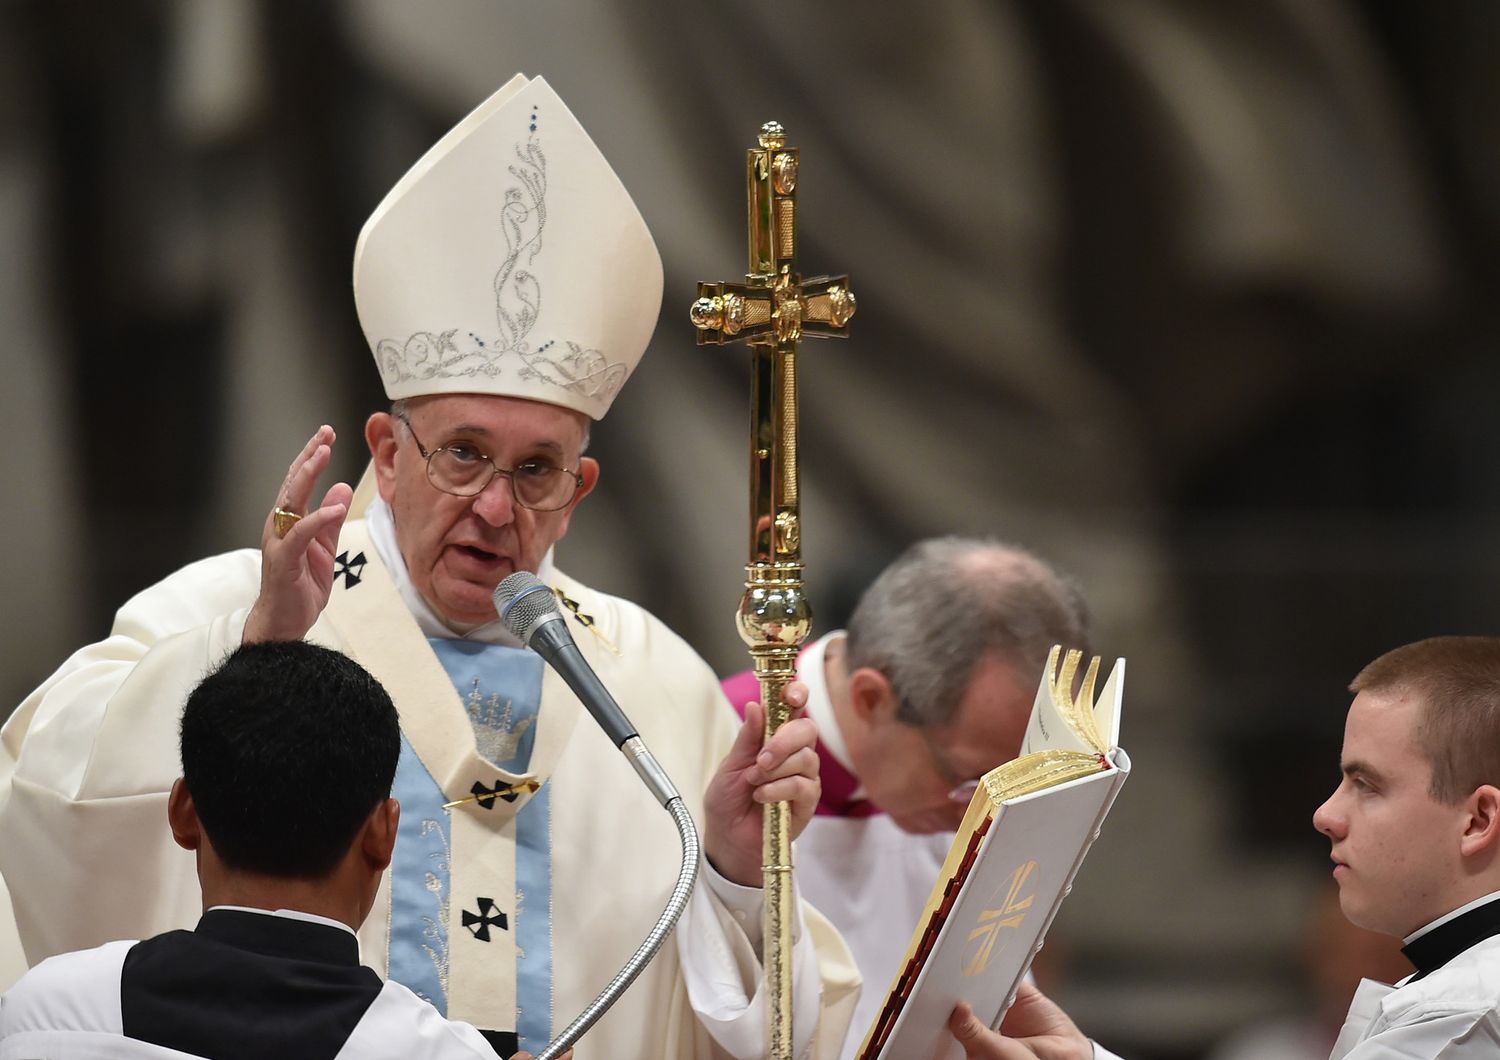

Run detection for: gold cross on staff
[[689, 120, 855, 1060], [690, 120, 856, 568], [690, 120, 856, 354]]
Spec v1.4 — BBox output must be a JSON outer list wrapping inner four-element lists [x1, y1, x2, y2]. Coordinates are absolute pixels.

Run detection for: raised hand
[[702, 681, 820, 888], [243, 425, 354, 644]]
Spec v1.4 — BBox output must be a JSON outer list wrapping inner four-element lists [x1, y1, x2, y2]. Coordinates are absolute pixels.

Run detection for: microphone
[[493, 571, 674, 804], [495, 571, 638, 747]]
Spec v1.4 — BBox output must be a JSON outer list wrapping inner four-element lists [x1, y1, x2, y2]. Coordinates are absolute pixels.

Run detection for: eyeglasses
[[916, 723, 984, 806], [397, 414, 584, 512]]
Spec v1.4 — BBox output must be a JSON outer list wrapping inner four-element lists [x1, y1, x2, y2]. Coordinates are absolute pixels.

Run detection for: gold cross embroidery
[[552, 586, 621, 656]]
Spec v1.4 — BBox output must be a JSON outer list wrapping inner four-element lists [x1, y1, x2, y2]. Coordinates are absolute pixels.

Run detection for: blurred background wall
[[2, 0, 1497, 1055]]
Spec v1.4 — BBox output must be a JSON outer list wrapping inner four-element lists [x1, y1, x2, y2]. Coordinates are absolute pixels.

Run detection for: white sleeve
[[1340, 1008, 1500, 1059], [674, 857, 825, 1059], [0, 942, 134, 1037], [0, 1030, 211, 1059], [0, 552, 260, 964]]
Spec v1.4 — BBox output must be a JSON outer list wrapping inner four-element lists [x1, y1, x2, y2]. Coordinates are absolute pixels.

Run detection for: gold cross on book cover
[[856, 646, 1131, 1060]]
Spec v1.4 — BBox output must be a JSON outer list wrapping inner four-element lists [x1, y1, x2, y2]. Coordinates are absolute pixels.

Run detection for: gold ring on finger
[[272, 507, 304, 539]]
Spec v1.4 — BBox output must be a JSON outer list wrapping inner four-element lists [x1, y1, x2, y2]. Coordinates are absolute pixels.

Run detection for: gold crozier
[[690, 121, 856, 1060]]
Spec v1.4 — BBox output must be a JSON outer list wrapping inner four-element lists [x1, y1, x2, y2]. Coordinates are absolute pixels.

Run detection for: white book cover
[[857, 648, 1129, 1060]]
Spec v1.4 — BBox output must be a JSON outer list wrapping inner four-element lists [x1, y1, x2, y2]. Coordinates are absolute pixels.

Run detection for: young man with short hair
[[946, 635, 1500, 1060], [0, 641, 509, 1059]]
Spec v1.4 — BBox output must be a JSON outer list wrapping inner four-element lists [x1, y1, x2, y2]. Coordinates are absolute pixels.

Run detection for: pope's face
[[852, 653, 1033, 834], [1312, 689, 1465, 937], [367, 394, 598, 627]]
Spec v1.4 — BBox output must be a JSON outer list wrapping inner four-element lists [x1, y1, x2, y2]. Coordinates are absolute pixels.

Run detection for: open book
[[854, 646, 1130, 1060]]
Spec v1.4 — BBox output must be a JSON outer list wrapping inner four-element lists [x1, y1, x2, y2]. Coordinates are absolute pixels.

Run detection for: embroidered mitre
[[352, 74, 662, 419]]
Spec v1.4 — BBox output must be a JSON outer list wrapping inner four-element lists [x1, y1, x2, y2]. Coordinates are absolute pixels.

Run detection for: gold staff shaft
[[691, 121, 855, 1059], [742, 339, 805, 1060]]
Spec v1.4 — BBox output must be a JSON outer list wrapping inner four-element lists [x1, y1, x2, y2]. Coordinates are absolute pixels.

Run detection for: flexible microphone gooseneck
[[493, 572, 701, 1060]]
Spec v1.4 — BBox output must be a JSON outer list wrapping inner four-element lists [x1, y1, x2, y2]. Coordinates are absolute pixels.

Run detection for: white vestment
[[1090, 916, 1500, 1060], [1329, 935, 1500, 1059], [0, 504, 857, 1060]]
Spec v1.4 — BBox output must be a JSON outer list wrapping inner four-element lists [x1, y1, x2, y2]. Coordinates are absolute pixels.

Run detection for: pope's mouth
[[447, 544, 507, 572]]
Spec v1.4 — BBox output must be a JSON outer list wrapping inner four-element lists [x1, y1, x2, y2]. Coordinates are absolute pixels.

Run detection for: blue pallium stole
[[386, 638, 554, 1050]]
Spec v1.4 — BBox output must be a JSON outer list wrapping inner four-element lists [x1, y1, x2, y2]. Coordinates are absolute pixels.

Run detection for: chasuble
[[0, 506, 858, 1059]]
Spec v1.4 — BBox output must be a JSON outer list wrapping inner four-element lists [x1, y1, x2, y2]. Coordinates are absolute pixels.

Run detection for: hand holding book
[[947, 986, 1094, 1060]]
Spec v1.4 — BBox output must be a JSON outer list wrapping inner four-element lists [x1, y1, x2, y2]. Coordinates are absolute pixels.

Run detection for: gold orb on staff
[[689, 120, 856, 1060]]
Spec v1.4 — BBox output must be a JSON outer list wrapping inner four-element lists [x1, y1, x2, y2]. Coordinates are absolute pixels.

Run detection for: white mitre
[[352, 74, 662, 420]]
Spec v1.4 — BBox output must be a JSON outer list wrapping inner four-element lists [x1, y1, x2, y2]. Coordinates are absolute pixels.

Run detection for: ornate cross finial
[[688, 121, 855, 362]]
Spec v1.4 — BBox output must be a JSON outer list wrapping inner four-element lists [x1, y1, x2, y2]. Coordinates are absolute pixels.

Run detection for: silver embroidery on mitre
[[375, 114, 629, 406]]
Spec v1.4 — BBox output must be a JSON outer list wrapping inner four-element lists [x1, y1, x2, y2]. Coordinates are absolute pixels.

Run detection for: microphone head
[[493, 571, 563, 644]]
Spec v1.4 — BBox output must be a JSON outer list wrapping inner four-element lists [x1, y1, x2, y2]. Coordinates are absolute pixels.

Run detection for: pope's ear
[[577, 456, 600, 499], [1460, 785, 1500, 858], [365, 412, 400, 501], [551, 456, 599, 545], [168, 778, 202, 852]]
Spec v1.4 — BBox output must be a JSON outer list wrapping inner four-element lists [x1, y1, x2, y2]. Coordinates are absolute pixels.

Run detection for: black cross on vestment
[[462, 897, 509, 942], [334, 550, 367, 589], [471, 780, 523, 809]]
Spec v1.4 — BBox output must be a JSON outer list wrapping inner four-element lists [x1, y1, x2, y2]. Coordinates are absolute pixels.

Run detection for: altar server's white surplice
[[1329, 930, 1500, 1058], [0, 909, 499, 1060]]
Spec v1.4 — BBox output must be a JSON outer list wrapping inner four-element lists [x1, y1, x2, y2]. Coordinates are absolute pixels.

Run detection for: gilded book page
[[1018, 647, 1126, 759], [982, 749, 1108, 803]]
